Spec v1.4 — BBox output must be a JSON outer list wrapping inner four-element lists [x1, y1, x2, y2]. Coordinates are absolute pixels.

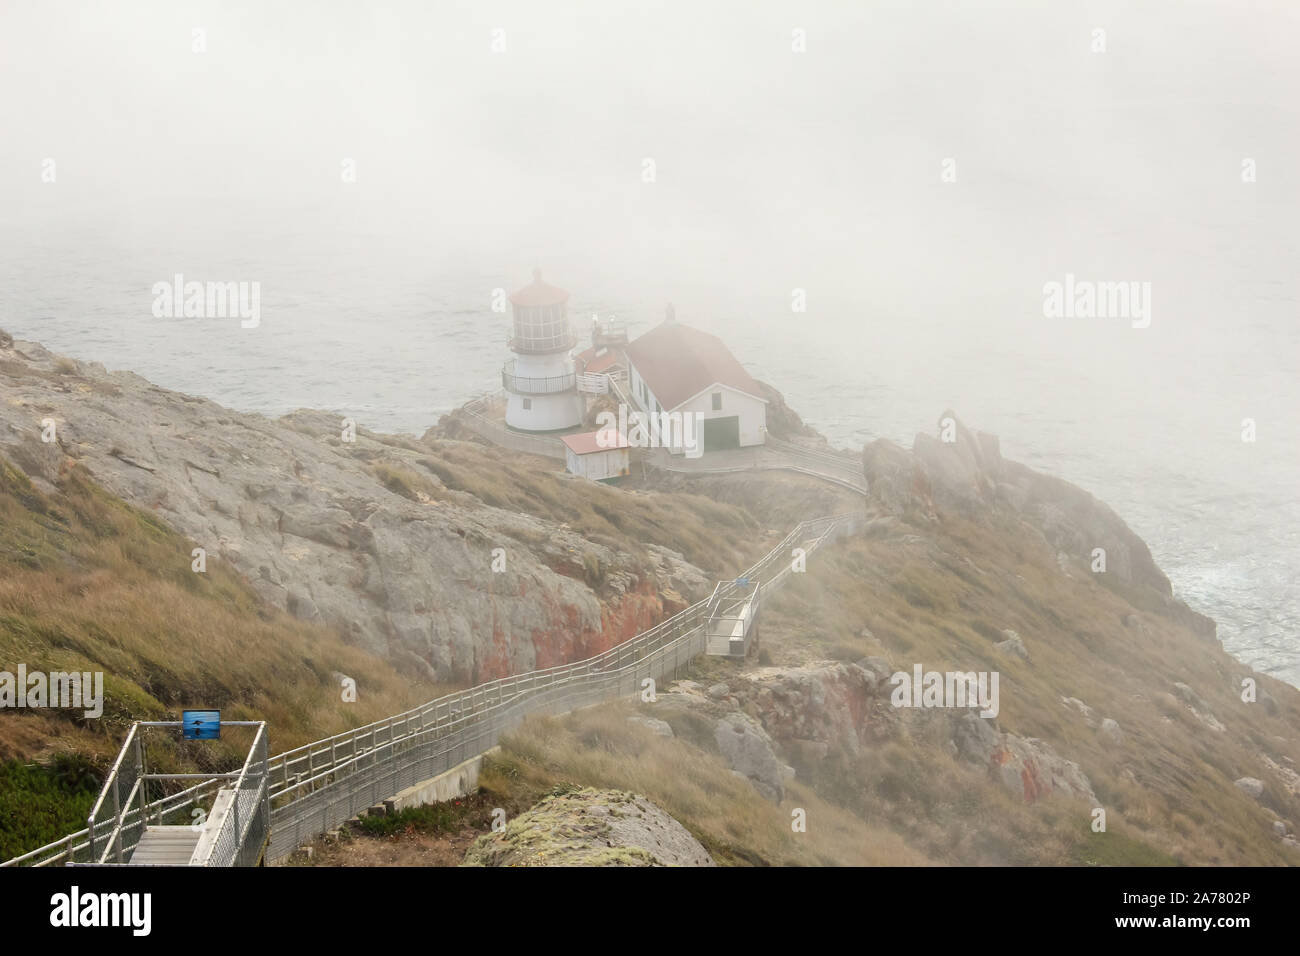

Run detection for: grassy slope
[[8, 419, 1296, 866], [0, 430, 810, 860], [0, 459, 439, 858], [744, 511, 1300, 865], [305, 462, 1300, 866], [479, 704, 934, 866], [292, 412, 771, 580], [463, 508, 1297, 865]]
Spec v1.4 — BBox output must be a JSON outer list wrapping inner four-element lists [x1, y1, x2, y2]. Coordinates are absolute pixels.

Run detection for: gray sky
[[4, 0, 1296, 305]]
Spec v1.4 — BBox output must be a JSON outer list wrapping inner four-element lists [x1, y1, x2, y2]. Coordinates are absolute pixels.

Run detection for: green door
[[702, 416, 740, 452]]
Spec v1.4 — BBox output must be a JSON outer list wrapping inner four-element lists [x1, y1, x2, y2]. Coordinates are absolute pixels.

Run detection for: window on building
[[522, 398, 532, 410], [711, 392, 722, 411]]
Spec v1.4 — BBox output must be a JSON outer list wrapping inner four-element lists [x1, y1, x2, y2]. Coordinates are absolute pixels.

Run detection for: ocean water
[[0, 200, 1295, 689]]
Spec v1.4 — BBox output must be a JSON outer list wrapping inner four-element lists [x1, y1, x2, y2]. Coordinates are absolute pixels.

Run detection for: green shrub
[[0, 759, 101, 860]]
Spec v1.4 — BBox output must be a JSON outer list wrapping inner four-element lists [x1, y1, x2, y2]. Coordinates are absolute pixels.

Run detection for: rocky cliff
[[471, 411, 1300, 865], [865, 409, 1216, 642], [0, 334, 718, 684], [7, 330, 1298, 867]]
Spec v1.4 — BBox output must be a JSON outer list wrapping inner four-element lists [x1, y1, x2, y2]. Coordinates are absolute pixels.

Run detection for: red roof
[[624, 321, 765, 410], [575, 346, 624, 375], [510, 269, 570, 307], [562, 430, 629, 455]]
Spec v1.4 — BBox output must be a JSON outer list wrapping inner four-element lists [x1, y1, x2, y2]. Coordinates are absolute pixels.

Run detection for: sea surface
[[1, 201, 1296, 688]]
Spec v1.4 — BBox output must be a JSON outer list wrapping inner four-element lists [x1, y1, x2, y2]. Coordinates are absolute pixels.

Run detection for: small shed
[[561, 430, 630, 482]]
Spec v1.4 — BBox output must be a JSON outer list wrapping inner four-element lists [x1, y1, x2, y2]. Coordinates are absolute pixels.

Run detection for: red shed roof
[[562, 430, 630, 455], [510, 269, 570, 307], [624, 321, 765, 410]]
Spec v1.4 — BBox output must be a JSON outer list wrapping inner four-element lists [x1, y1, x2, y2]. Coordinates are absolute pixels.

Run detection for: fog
[[5, 1, 1296, 306], [1, 1, 1298, 676]]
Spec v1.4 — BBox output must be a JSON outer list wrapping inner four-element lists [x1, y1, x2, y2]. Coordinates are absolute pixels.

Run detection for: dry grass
[[757, 511, 1300, 865], [482, 703, 933, 866], [368, 433, 768, 576], [0, 458, 443, 858], [370, 461, 442, 502]]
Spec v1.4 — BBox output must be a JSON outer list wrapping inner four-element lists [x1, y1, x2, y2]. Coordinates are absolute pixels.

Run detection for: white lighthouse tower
[[502, 269, 583, 432]]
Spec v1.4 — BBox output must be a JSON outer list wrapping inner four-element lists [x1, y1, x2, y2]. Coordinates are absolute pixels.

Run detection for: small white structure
[[502, 269, 583, 432], [561, 430, 630, 482], [624, 314, 768, 454]]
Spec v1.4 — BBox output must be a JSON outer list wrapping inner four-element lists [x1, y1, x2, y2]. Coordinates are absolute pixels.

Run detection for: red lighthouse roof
[[509, 268, 570, 307]]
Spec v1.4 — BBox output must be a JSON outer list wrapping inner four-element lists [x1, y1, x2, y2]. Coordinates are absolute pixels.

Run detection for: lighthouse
[[502, 269, 583, 432]]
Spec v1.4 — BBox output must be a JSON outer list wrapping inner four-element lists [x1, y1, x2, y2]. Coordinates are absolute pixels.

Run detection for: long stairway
[[4, 513, 860, 868]]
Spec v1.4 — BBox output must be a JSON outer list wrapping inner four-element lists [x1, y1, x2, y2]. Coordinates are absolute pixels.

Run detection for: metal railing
[[644, 442, 868, 495], [456, 392, 567, 459], [501, 361, 578, 395], [84, 723, 145, 865], [260, 511, 858, 861], [4, 511, 860, 868], [705, 578, 762, 657], [4, 772, 232, 868], [766, 435, 861, 467], [196, 723, 270, 867], [39, 721, 270, 867]]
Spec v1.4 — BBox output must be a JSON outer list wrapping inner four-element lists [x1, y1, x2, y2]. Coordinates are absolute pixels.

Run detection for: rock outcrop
[[0, 335, 709, 683], [462, 789, 715, 866], [713, 712, 789, 803], [755, 379, 822, 441], [863, 410, 1217, 643], [730, 662, 885, 759], [949, 711, 1097, 804], [657, 663, 1097, 808]]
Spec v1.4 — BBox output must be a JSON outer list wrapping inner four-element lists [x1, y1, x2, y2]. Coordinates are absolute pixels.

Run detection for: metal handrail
[[5, 512, 861, 867], [458, 392, 567, 459], [84, 723, 137, 838], [645, 444, 868, 495], [196, 722, 269, 867], [84, 723, 143, 865], [265, 512, 849, 793], [260, 512, 855, 859], [766, 435, 860, 463], [501, 361, 578, 395]]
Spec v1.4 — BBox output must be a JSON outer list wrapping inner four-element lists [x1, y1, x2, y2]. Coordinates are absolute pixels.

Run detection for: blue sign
[[182, 710, 220, 740], [734, 576, 751, 588]]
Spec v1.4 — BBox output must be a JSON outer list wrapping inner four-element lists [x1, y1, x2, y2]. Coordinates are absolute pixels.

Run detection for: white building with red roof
[[624, 314, 768, 453], [561, 429, 630, 482]]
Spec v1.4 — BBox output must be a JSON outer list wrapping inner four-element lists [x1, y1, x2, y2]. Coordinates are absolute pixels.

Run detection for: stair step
[[129, 826, 201, 866]]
